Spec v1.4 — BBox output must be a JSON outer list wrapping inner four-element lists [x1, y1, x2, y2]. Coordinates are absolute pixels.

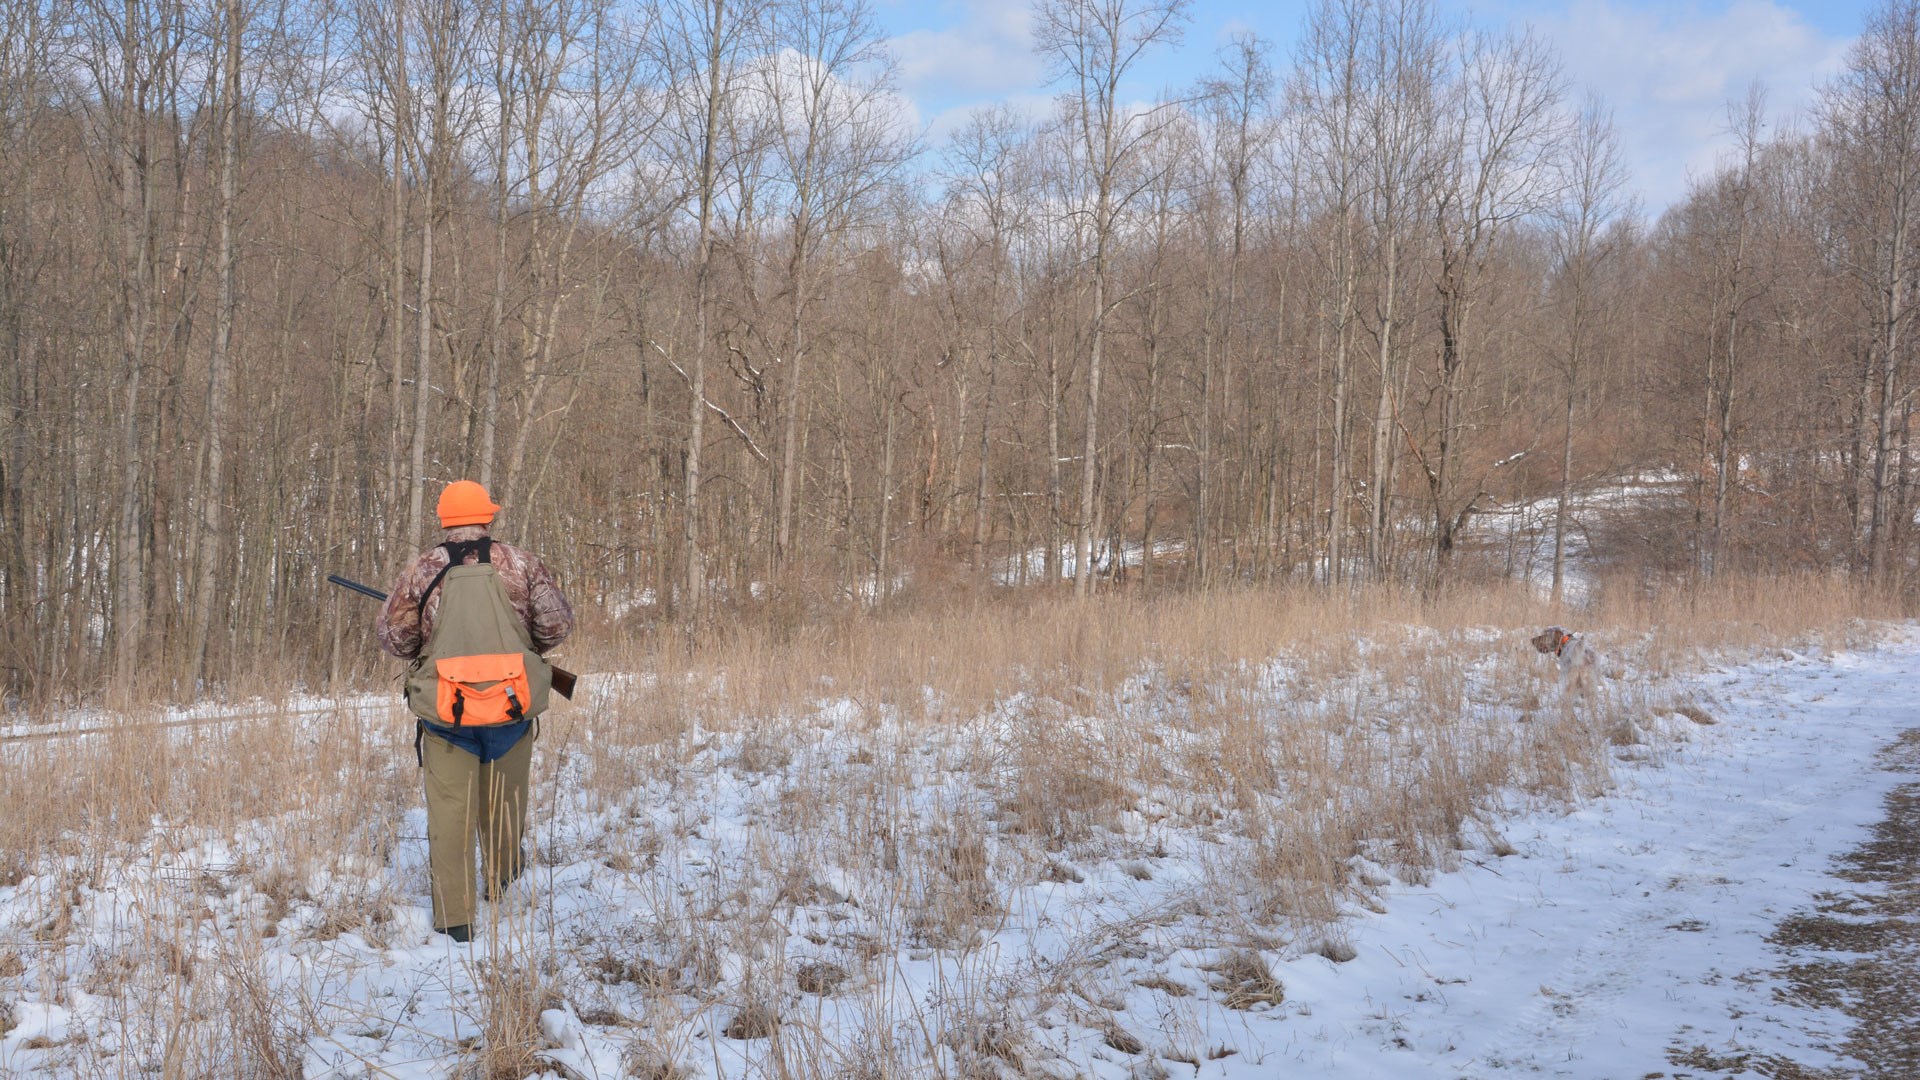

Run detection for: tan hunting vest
[[405, 540, 553, 725]]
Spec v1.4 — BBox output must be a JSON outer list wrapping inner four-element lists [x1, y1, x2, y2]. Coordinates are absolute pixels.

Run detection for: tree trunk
[[1367, 242, 1399, 579], [189, 0, 244, 694], [111, 16, 155, 696], [971, 339, 996, 572], [682, 0, 729, 617], [777, 255, 805, 570], [877, 387, 896, 600], [1551, 385, 1574, 604], [1046, 345, 1061, 584], [1869, 199, 1909, 582], [483, 3, 511, 488], [407, 174, 436, 544], [1074, 226, 1106, 596]]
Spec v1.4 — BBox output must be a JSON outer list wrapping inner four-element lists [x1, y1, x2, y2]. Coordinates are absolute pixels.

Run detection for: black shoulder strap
[[417, 538, 493, 622]]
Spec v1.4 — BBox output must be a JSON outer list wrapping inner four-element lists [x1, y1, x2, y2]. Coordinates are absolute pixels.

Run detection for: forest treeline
[[2, 0, 1917, 701]]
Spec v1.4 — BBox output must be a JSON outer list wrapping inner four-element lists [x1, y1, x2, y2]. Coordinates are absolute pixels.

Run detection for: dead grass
[[793, 959, 848, 995], [219, 940, 305, 1080], [1134, 973, 1191, 997], [721, 1001, 780, 1040], [1099, 1018, 1146, 1054], [470, 927, 564, 1080], [938, 1004, 1032, 1078], [0, 573, 1889, 1075], [1204, 950, 1286, 1010], [1669, 701, 1719, 725], [905, 807, 1005, 950], [995, 699, 1137, 842]]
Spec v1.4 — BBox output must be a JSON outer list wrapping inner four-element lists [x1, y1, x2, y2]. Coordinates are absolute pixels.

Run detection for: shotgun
[[328, 573, 578, 700]]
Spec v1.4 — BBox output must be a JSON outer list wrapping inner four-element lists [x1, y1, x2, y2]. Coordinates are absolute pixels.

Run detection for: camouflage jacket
[[376, 525, 574, 660]]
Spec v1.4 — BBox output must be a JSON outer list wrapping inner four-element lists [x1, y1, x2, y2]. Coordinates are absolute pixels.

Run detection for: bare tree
[[74, 0, 209, 693], [1119, 107, 1194, 588], [1290, 0, 1367, 584], [0, 0, 68, 689], [1547, 97, 1630, 602], [350, 0, 489, 545], [1693, 87, 1770, 577], [1354, 0, 1444, 580], [187, 0, 253, 689], [761, 0, 907, 576], [1422, 27, 1564, 570], [479, 0, 519, 488], [1035, 0, 1188, 595], [495, 0, 651, 513], [1820, 0, 1920, 582], [937, 107, 1036, 574], [648, 0, 768, 615], [1193, 33, 1273, 584]]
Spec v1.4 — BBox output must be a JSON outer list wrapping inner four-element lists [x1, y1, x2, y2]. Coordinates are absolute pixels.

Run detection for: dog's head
[[1531, 627, 1575, 655]]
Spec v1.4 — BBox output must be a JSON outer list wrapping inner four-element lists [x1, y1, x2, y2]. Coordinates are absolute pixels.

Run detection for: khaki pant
[[422, 727, 533, 929]]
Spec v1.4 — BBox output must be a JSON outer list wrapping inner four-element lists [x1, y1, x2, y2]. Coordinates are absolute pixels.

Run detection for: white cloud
[[1523, 0, 1852, 210], [885, 0, 1042, 105]]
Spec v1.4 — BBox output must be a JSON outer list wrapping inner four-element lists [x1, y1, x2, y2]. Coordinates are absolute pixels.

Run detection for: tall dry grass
[[0, 573, 1896, 1075], [570, 571, 1889, 746]]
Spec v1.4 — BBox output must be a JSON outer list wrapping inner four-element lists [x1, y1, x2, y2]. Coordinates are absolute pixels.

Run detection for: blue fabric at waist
[[421, 718, 531, 763]]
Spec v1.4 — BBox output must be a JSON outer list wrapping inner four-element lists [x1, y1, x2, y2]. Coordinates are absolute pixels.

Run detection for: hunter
[[377, 480, 574, 942]]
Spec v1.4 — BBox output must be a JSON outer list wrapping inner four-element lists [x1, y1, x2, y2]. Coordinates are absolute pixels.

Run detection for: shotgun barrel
[[326, 573, 388, 601]]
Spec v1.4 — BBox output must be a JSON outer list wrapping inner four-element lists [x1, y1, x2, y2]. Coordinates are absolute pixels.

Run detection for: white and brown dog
[[1531, 626, 1599, 698]]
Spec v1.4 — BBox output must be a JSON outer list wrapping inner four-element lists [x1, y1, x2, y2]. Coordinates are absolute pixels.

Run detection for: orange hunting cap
[[437, 480, 500, 527]]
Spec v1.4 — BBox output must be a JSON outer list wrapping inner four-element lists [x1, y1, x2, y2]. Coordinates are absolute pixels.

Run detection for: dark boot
[[492, 859, 523, 899]]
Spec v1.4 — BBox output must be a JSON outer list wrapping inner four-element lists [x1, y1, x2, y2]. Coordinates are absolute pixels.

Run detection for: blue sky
[[875, 0, 1879, 212]]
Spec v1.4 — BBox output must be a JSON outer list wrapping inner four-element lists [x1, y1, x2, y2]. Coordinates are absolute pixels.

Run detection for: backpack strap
[[417, 538, 493, 623]]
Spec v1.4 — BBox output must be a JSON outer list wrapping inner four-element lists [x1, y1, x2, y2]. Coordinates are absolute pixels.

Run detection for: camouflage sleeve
[[375, 552, 440, 659], [523, 554, 574, 654]]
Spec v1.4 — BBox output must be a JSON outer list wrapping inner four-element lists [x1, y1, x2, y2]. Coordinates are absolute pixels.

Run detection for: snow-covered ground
[[0, 690, 392, 742], [1260, 633, 1915, 1078], [1, 624, 1912, 1078], [1473, 469, 1698, 605]]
